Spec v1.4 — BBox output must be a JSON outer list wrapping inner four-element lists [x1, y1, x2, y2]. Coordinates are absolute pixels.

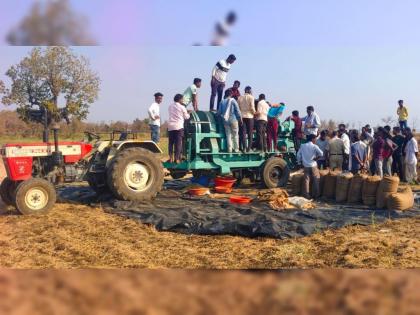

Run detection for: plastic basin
[[229, 196, 252, 204], [215, 186, 232, 194], [214, 176, 236, 188], [188, 187, 209, 196]]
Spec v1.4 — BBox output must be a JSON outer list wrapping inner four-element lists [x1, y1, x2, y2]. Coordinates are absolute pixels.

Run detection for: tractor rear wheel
[[262, 157, 290, 188], [107, 148, 164, 201], [14, 178, 56, 215], [0, 178, 17, 206]]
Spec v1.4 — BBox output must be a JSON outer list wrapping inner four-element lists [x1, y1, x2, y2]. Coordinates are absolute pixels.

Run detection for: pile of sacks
[[291, 172, 414, 211]]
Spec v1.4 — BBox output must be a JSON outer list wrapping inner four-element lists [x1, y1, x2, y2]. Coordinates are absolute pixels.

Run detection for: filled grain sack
[[376, 176, 400, 208], [319, 169, 330, 196], [335, 172, 353, 203], [291, 173, 304, 196], [362, 176, 381, 206], [322, 171, 339, 199], [387, 186, 414, 211], [347, 173, 368, 203]]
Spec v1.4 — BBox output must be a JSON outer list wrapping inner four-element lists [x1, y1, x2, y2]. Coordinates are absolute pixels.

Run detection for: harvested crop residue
[[1, 201, 419, 268], [0, 270, 418, 315]]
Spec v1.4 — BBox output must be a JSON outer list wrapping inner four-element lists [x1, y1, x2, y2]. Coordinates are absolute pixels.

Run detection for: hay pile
[[257, 188, 290, 210]]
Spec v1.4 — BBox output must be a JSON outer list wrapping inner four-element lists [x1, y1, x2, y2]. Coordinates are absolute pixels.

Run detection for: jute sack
[[387, 186, 414, 211], [291, 173, 304, 196], [376, 176, 400, 208], [347, 173, 368, 203], [319, 169, 330, 196], [335, 172, 353, 203], [322, 171, 339, 199], [362, 176, 381, 206]]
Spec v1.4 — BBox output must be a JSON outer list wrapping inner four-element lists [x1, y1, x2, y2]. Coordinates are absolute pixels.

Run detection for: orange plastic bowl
[[215, 186, 233, 194], [188, 187, 209, 196], [229, 196, 252, 204], [214, 176, 237, 188]]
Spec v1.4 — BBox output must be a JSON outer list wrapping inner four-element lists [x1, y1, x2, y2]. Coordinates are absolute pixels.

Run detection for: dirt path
[[0, 270, 418, 315], [0, 202, 418, 268]]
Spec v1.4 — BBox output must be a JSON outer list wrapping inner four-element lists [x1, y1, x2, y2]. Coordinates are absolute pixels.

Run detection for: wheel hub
[[25, 188, 48, 211], [270, 167, 282, 180], [124, 162, 150, 191]]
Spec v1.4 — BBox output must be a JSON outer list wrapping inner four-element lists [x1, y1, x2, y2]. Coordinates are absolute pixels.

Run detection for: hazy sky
[[1, 0, 420, 45], [1, 46, 419, 128]]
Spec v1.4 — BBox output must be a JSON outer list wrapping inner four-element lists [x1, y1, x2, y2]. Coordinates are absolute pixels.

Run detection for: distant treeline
[[0, 110, 168, 139]]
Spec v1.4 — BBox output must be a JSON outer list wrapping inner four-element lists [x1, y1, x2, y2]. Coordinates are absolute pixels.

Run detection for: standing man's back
[[210, 54, 236, 111], [148, 92, 163, 143]]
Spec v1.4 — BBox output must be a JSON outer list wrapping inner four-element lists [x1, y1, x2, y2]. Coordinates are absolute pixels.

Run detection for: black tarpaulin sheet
[[58, 182, 420, 240]]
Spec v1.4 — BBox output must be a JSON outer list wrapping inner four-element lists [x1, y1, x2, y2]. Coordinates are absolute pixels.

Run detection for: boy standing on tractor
[[168, 94, 190, 163], [182, 78, 202, 111], [218, 89, 242, 153], [148, 92, 163, 143], [286, 110, 303, 151], [267, 102, 286, 152], [255, 94, 270, 152], [210, 54, 236, 111]]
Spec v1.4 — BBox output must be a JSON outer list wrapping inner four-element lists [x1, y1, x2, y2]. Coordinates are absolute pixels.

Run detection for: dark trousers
[[240, 118, 254, 151], [399, 120, 408, 130], [256, 120, 268, 152], [210, 78, 225, 111], [392, 154, 404, 180], [292, 130, 301, 152], [342, 154, 350, 171], [267, 117, 279, 151], [168, 129, 184, 161], [317, 160, 327, 170]]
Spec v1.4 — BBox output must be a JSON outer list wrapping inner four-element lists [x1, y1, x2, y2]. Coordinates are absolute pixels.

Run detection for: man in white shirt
[[303, 106, 321, 138], [238, 86, 256, 152], [297, 134, 324, 199], [338, 124, 351, 171], [404, 128, 418, 183], [168, 94, 190, 163], [210, 54, 236, 111], [256, 94, 270, 152], [182, 78, 202, 111], [148, 92, 163, 143]]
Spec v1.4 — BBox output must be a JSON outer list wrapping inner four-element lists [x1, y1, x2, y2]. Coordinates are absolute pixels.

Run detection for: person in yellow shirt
[[397, 100, 409, 130]]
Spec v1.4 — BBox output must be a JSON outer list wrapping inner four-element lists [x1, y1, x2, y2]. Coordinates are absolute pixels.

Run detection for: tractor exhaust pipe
[[51, 124, 64, 167]]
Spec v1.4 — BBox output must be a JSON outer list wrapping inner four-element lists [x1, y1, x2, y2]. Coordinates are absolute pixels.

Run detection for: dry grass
[[0, 269, 419, 315], [0, 201, 419, 269]]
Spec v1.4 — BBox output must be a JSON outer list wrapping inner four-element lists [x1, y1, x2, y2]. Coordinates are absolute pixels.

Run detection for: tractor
[[164, 111, 298, 186], [0, 127, 165, 215]]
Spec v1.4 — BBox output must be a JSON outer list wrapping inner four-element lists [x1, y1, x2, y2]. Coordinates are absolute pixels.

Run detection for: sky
[[0, 45, 419, 128], [1, 0, 420, 45]]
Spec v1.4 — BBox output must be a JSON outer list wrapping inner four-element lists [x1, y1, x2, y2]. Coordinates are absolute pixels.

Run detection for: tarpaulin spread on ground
[[58, 180, 420, 239]]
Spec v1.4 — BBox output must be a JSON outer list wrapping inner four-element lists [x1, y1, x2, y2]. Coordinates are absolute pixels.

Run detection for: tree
[[7, 0, 96, 45], [2, 47, 100, 124], [381, 116, 396, 126]]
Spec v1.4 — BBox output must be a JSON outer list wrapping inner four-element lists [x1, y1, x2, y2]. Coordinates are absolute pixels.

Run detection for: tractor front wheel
[[0, 178, 17, 206], [14, 178, 56, 215], [107, 148, 164, 201], [262, 157, 290, 188]]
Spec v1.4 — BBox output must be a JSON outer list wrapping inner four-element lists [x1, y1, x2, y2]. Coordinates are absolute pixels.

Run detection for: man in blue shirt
[[217, 89, 242, 153], [267, 102, 286, 151]]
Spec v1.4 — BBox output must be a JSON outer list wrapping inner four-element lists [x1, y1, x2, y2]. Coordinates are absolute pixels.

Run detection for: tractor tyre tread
[[0, 178, 17, 206], [14, 178, 56, 215], [107, 148, 164, 201]]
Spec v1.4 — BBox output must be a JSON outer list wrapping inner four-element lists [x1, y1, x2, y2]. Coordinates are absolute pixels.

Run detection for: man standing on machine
[[148, 92, 163, 143], [210, 54, 236, 111]]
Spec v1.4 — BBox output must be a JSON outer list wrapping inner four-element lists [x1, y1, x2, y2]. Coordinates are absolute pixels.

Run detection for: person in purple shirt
[[372, 127, 385, 178]]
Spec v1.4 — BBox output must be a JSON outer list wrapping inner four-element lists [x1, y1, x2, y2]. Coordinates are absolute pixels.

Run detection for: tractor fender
[[106, 141, 162, 167]]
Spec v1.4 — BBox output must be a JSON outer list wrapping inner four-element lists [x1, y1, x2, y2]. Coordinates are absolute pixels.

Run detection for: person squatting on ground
[[168, 94, 190, 163], [397, 100, 409, 130], [327, 131, 345, 171], [350, 131, 368, 174], [255, 94, 270, 152], [338, 124, 350, 171], [303, 106, 321, 140], [316, 130, 329, 170], [237, 86, 256, 152], [218, 88, 242, 153], [210, 54, 236, 111], [182, 78, 202, 111], [267, 102, 286, 152], [404, 128, 418, 184], [297, 134, 324, 199], [148, 92, 163, 143]]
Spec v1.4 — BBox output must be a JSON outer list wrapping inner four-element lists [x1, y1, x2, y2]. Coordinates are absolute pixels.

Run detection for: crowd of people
[[146, 54, 418, 193]]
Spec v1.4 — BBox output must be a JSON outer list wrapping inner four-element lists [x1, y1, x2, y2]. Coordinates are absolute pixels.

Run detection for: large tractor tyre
[[169, 170, 188, 180], [0, 178, 17, 206], [262, 157, 290, 188], [14, 178, 57, 215], [107, 148, 164, 201]]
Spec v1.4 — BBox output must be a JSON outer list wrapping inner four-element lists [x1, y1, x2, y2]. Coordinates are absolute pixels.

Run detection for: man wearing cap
[[210, 54, 237, 111], [148, 92, 163, 143]]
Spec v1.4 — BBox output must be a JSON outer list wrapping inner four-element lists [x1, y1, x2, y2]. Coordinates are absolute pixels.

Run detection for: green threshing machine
[[163, 111, 298, 187]]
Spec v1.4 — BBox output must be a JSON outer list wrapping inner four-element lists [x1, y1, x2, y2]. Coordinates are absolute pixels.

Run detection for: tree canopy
[[2, 47, 100, 124]]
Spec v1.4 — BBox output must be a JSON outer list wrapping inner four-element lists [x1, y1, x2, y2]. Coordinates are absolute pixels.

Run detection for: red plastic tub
[[229, 196, 252, 204], [188, 187, 209, 196], [214, 186, 233, 194], [214, 176, 236, 188]]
